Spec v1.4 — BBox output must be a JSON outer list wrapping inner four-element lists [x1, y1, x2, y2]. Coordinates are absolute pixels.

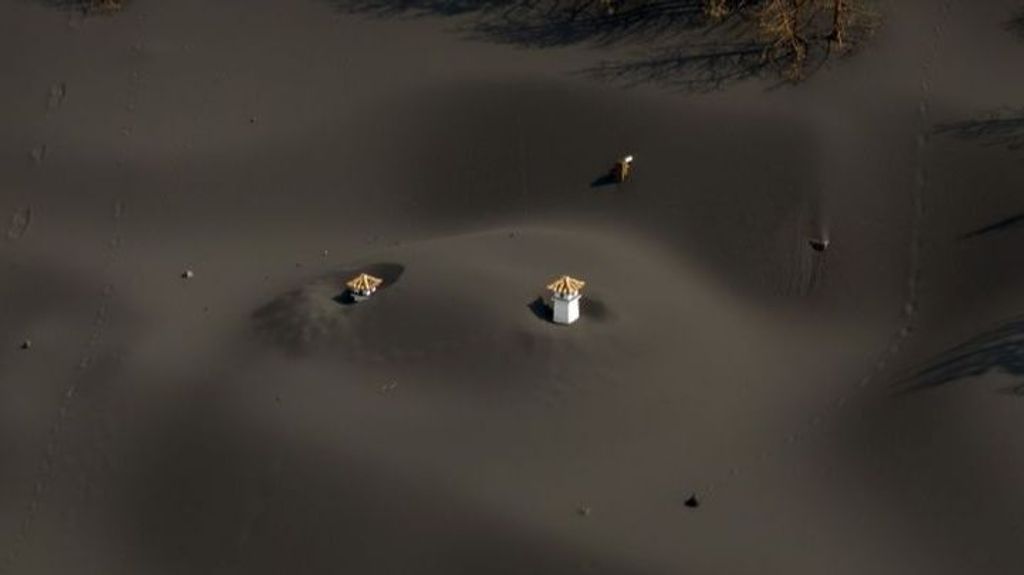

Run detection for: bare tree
[[700, 0, 877, 81]]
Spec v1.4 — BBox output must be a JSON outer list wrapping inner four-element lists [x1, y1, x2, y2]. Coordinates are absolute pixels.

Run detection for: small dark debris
[[576, 505, 591, 517], [684, 494, 700, 508], [808, 238, 829, 252], [20, 340, 31, 350], [181, 269, 194, 279]]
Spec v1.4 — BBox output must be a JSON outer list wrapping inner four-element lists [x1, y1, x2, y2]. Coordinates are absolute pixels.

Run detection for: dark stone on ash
[[809, 238, 829, 252], [684, 494, 700, 508], [20, 340, 31, 350]]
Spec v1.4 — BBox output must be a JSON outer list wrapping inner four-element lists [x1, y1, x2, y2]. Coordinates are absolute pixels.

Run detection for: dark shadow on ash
[[960, 212, 1024, 240], [582, 41, 770, 92], [528, 296, 552, 322], [935, 111, 1024, 151], [327, 1, 834, 91], [528, 294, 611, 323], [329, 1, 708, 47], [333, 291, 359, 305], [590, 172, 619, 188], [32, 0, 126, 12], [1007, 10, 1024, 40], [898, 315, 1024, 396]]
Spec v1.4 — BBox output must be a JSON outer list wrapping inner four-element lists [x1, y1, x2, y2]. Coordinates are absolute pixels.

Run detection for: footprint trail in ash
[[696, 0, 953, 501], [0, 19, 143, 573]]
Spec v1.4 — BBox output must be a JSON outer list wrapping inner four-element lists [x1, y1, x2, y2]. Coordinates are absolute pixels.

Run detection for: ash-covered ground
[[2, 0, 1024, 573]]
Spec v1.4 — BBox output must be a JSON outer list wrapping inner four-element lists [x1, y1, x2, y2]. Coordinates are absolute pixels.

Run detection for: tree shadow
[[897, 315, 1024, 395], [331, 0, 708, 47], [527, 294, 611, 323], [326, 0, 838, 91], [469, 0, 709, 48], [32, 0, 125, 12], [960, 212, 1024, 240], [581, 40, 771, 92], [935, 110, 1024, 151]]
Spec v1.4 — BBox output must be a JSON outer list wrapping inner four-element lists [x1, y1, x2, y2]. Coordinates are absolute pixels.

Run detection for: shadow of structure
[[528, 294, 611, 323], [935, 110, 1024, 151], [528, 296, 552, 322], [899, 315, 1024, 396], [328, 0, 851, 91]]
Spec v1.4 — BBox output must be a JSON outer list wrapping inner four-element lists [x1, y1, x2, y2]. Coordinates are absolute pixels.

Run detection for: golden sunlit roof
[[346, 273, 383, 292], [546, 275, 586, 296]]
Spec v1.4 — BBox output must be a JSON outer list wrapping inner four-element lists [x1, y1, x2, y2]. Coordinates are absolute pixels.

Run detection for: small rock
[[20, 340, 31, 350], [322, 249, 329, 257], [684, 494, 700, 508], [576, 505, 591, 517], [808, 238, 830, 252], [181, 269, 194, 279]]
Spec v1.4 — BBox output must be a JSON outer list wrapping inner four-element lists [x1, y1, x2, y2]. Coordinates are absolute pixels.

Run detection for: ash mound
[[252, 263, 403, 355]]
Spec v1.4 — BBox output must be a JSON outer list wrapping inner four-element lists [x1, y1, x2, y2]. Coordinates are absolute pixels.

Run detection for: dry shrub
[[702, 0, 878, 81], [89, 0, 124, 13], [704, 0, 731, 22]]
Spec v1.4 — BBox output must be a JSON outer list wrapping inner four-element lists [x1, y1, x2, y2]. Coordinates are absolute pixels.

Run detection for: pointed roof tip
[[346, 272, 383, 292], [547, 275, 586, 295]]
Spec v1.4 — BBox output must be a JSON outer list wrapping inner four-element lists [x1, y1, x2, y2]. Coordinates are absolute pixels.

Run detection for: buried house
[[346, 273, 383, 302], [547, 275, 586, 325]]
